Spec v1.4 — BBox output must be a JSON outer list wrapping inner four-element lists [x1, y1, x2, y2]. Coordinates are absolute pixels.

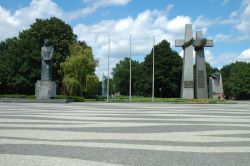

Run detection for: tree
[[0, 17, 76, 94], [111, 40, 182, 98], [86, 75, 100, 95], [221, 62, 250, 100], [61, 42, 97, 96], [18, 17, 76, 89], [140, 40, 182, 98], [112, 58, 142, 95], [102, 76, 115, 96], [206, 62, 219, 79]]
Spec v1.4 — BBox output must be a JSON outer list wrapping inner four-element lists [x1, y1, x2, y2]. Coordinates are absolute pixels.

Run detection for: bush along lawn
[[108, 96, 228, 104]]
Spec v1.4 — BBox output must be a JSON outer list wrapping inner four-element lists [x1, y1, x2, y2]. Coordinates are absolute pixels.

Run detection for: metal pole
[[129, 34, 132, 102], [107, 34, 110, 102], [152, 36, 155, 102]]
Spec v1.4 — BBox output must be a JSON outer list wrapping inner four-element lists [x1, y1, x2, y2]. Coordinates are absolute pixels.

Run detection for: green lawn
[[0, 94, 229, 104], [108, 96, 228, 104]]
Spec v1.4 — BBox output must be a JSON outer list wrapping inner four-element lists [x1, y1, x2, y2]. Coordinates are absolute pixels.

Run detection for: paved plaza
[[0, 102, 250, 166]]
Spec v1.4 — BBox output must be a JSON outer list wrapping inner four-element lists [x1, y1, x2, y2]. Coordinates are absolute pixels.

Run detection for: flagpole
[[129, 34, 132, 102], [152, 36, 155, 102], [107, 34, 110, 102]]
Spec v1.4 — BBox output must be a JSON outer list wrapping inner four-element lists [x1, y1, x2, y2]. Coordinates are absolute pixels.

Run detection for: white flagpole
[[152, 36, 155, 102], [129, 34, 132, 102], [107, 34, 110, 102]]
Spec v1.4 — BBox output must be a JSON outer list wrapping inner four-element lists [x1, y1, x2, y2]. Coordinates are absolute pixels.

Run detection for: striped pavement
[[0, 103, 250, 166]]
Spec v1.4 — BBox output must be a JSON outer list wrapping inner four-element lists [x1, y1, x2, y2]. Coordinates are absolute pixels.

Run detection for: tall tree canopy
[[112, 58, 142, 95], [0, 17, 76, 94], [61, 42, 98, 96], [221, 62, 250, 100], [141, 40, 182, 98], [112, 40, 183, 98]]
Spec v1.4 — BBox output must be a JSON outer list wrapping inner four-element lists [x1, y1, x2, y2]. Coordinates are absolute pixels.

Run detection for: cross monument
[[194, 31, 213, 99], [175, 24, 194, 99]]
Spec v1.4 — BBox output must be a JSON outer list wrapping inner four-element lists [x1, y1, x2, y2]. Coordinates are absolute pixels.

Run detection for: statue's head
[[44, 39, 50, 47]]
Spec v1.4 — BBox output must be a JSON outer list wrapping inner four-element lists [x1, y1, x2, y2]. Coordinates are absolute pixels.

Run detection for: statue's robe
[[41, 46, 54, 81]]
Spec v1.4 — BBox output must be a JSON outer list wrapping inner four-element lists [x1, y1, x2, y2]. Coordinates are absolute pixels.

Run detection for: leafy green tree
[[61, 42, 97, 96], [206, 62, 219, 79], [102, 76, 115, 96], [62, 76, 80, 96], [112, 58, 142, 95], [111, 40, 182, 98], [221, 62, 250, 100], [0, 17, 76, 94], [86, 75, 100, 95], [18, 17, 76, 88], [141, 40, 182, 98]]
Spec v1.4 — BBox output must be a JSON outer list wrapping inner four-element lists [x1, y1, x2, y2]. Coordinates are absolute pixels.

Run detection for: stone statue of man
[[41, 39, 54, 81]]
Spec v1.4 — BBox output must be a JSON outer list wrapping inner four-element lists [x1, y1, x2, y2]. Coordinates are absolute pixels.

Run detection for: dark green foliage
[[102, 76, 115, 95], [0, 17, 76, 94], [221, 62, 250, 100], [140, 40, 182, 98], [112, 40, 183, 98], [206, 62, 219, 79], [112, 58, 142, 95]]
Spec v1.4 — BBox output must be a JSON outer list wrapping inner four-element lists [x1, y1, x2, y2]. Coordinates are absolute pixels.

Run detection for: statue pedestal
[[35, 81, 57, 100]]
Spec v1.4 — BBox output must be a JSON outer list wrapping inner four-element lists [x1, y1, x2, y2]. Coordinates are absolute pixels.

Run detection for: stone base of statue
[[35, 81, 57, 100]]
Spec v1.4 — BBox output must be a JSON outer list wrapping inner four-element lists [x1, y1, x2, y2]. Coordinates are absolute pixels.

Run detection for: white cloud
[[84, 0, 131, 7], [0, 0, 62, 41], [236, 48, 250, 62], [214, 52, 239, 67], [213, 32, 250, 43], [236, 0, 250, 32], [0, 0, 133, 41], [166, 16, 191, 33], [205, 50, 215, 64], [214, 33, 231, 43], [65, 0, 131, 20], [221, 0, 229, 6], [74, 7, 193, 78], [230, 11, 238, 17], [204, 48, 250, 68]]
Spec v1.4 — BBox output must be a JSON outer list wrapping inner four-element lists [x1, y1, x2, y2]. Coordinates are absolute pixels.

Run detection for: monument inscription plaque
[[198, 70, 205, 88], [184, 81, 194, 88]]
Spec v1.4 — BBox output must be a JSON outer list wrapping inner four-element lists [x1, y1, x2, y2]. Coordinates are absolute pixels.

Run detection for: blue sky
[[0, 0, 250, 78]]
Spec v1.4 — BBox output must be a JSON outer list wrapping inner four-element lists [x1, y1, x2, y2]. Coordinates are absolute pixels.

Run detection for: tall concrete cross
[[175, 24, 194, 99], [194, 31, 213, 99]]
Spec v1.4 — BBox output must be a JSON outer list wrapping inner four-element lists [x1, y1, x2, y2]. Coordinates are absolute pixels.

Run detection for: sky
[[0, 0, 250, 79]]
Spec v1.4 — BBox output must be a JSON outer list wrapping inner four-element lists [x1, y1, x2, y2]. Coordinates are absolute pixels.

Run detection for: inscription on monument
[[184, 81, 194, 88], [198, 70, 205, 88]]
